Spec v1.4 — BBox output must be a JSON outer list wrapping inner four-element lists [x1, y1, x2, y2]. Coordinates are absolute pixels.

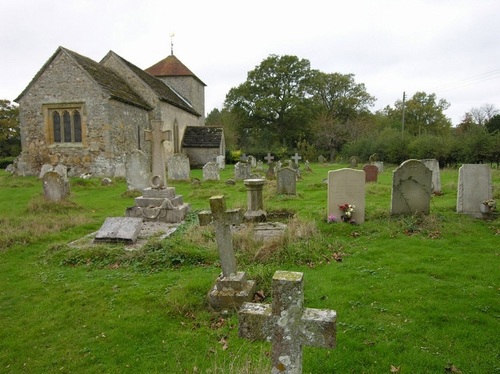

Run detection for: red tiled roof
[[145, 55, 206, 86]]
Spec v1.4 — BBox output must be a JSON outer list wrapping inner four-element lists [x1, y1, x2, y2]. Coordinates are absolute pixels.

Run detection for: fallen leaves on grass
[[390, 365, 400, 373]]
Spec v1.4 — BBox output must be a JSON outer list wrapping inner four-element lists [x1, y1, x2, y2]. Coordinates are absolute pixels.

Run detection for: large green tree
[[0, 100, 21, 157], [224, 54, 314, 150]]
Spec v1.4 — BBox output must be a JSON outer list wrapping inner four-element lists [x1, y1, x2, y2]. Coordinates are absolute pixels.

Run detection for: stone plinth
[[243, 178, 267, 222]]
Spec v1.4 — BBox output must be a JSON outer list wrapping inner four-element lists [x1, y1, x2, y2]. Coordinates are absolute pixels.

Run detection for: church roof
[[145, 55, 206, 86], [106, 52, 200, 117], [181, 126, 223, 148], [16, 47, 151, 110]]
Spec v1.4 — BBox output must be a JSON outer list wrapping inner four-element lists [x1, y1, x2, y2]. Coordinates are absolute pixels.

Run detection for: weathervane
[[170, 32, 175, 55]]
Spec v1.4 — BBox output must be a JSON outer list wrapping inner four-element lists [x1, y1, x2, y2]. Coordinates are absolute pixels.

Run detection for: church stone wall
[[183, 148, 220, 168], [159, 76, 205, 124]]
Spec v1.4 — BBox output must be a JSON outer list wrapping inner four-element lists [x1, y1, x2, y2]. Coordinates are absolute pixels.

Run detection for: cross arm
[[300, 307, 337, 348]]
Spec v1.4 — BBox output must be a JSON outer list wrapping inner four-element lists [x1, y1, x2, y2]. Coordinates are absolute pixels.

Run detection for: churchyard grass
[[0, 164, 499, 373]]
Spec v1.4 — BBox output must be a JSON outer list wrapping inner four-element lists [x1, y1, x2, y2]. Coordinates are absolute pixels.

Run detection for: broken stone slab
[[94, 217, 143, 243]]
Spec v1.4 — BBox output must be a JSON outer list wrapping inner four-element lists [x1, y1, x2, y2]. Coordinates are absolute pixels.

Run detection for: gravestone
[[113, 163, 126, 178], [43, 171, 70, 201], [327, 168, 365, 223], [349, 156, 358, 168], [239, 271, 336, 374], [203, 161, 220, 181], [368, 153, 379, 163], [167, 154, 190, 181], [264, 153, 274, 164], [247, 155, 257, 168], [234, 161, 251, 180], [243, 179, 267, 222], [304, 160, 312, 172], [362, 164, 378, 183], [256, 160, 264, 171], [391, 159, 432, 215], [420, 159, 441, 194], [373, 161, 384, 173], [94, 217, 143, 243], [145, 118, 171, 187], [277, 167, 297, 195], [318, 155, 326, 164], [457, 164, 492, 217], [125, 149, 151, 191], [39, 164, 53, 179], [265, 163, 276, 180], [291, 152, 302, 169], [216, 155, 225, 169], [198, 196, 256, 310]]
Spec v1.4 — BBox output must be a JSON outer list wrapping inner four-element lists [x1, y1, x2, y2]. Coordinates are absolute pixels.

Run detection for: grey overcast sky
[[1, 0, 499, 125]]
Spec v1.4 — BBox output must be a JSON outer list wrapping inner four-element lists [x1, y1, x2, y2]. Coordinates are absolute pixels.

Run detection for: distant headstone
[[349, 156, 358, 168], [256, 160, 264, 171], [94, 217, 143, 243], [43, 171, 70, 201], [198, 196, 255, 310], [373, 161, 384, 173], [234, 161, 251, 180], [318, 155, 326, 164], [265, 163, 276, 180], [238, 271, 336, 374], [327, 168, 365, 223], [247, 155, 257, 168], [369, 153, 379, 163], [276, 160, 282, 170], [216, 155, 226, 169], [167, 154, 190, 181], [291, 152, 302, 168], [420, 159, 441, 194], [457, 164, 492, 217], [304, 160, 312, 172], [391, 159, 432, 215], [203, 161, 220, 181], [362, 164, 378, 183], [225, 179, 236, 185], [277, 167, 297, 195], [264, 153, 274, 164], [243, 179, 267, 222], [126, 149, 151, 191], [101, 177, 112, 186]]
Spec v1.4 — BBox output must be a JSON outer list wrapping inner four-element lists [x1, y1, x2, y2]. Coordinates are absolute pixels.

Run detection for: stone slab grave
[[43, 170, 70, 201], [94, 217, 143, 243], [198, 195, 256, 310], [421, 158, 441, 194], [362, 164, 378, 183], [203, 161, 220, 181], [391, 159, 432, 215], [327, 168, 365, 223], [239, 270, 336, 373], [243, 178, 267, 222], [457, 164, 493, 218], [167, 153, 190, 181], [277, 167, 297, 195]]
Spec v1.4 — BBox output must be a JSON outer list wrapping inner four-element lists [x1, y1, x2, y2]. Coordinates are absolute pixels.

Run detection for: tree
[[0, 100, 21, 157], [387, 92, 451, 136], [224, 55, 314, 151], [468, 104, 499, 126], [486, 114, 500, 133]]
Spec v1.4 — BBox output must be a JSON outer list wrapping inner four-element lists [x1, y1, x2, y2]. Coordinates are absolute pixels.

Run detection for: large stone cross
[[264, 152, 275, 164], [239, 271, 336, 373], [291, 152, 302, 167], [145, 119, 171, 188]]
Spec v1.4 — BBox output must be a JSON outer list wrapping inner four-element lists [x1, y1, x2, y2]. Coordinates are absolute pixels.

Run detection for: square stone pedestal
[[208, 271, 256, 311]]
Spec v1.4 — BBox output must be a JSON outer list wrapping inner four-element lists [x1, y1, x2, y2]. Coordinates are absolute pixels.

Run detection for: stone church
[[14, 46, 220, 177]]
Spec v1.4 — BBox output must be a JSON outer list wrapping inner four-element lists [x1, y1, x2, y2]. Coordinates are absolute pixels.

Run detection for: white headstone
[[216, 155, 225, 169], [421, 159, 441, 194], [126, 149, 151, 191], [457, 164, 492, 217], [234, 162, 251, 180], [327, 168, 365, 223]]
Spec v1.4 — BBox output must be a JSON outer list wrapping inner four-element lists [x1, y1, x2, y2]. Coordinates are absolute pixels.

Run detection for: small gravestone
[[256, 160, 264, 171], [239, 271, 336, 373], [94, 217, 143, 243], [373, 161, 384, 173], [43, 171, 70, 201], [420, 159, 441, 194], [328, 168, 365, 223], [391, 159, 432, 215], [349, 156, 358, 168], [362, 164, 378, 183], [368, 153, 379, 163], [277, 167, 297, 195], [304, 160, 312, 172], [198, 196, 256, 310], [126, 149, 151, 191], [243, 179, 267, 222], [167, 154, 190, 181], [318, 155, 326, 164], [265, 163, 276, 180], [247, 155, 257, 168], [203, 161, 220, 181], [216, 155, 225, 169], [234, 161, 251, 180], [39, 164, 54, 179], [457, 164, 492, 218]]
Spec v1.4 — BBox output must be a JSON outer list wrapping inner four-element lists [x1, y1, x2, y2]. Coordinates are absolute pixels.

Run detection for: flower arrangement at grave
[[339, 203, 355, 223], [482, 199, 496, 211], [327, 214, 337, 223]]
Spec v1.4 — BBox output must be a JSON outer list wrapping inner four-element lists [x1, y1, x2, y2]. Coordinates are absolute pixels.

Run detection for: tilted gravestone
[[167, 154, 190, 181], [198, 196, 255, 310], [203, 161, 220, 181], [327, 168, 365, 223], [239, 271, 337, 373], [391, 159, 432, 215], [277, 167, 297, 195], [362, 164, 378, 183], [457, 164, 492, 218], [43, 171, 70, 201]]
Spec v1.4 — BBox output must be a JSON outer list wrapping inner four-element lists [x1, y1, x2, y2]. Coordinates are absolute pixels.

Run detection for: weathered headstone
[[145, 119, 171, 187], [420, 159, 441, 194], [39, 164, 53, 179], [265, 163, 276, 180], [216, 155, 225, 169], [239, 271, 336, 374], [234, 161, 251, 180], [243, 179, 267, 222], [304, 160, 312, 172], [125, 149, 151, 191], [256, 160, 264, 171], [318, 155, 326, 164], [247, 155, 257, 168], [391, 159, 432, 215], [43, 171, 70, 201], [94, 217, 143, 243], [373, 161, 384, 173], [167, 154, 190, 181], [203, 161, 220, 181], [198, 196, 256, 310], [362, 164, 378, 183], [349, 156, 358, 168], [457, 164, 492, 217], [277, 167, 297, 195], [327, 168, 365, 223]]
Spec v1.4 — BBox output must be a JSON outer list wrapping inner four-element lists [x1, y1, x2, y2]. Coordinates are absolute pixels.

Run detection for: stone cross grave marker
[[391, 159, 432, 215], [328, 168, 365, 223], [264, 153, 274, 164], [144, 119, 171, 188], [198, 195, 255, 309], [239, 270, 336, 373], [291, 152, 302, 168]]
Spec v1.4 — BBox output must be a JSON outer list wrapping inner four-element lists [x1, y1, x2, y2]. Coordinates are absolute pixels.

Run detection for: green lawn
[[0, 164, 499, 373]]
